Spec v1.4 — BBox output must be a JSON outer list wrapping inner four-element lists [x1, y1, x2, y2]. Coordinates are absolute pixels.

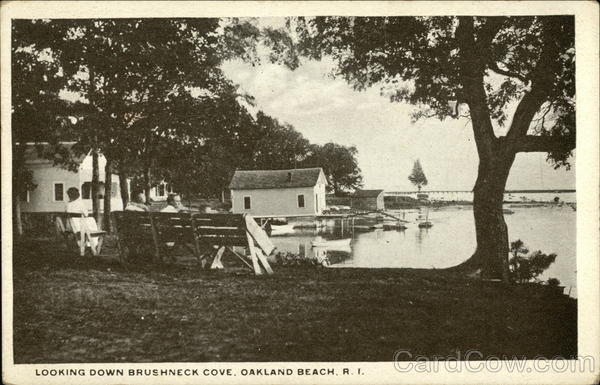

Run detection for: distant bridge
[[385, 189, 575, 195]]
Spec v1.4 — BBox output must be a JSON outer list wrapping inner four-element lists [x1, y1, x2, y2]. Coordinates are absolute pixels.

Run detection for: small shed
[[229, 168, 328, 217], [350, 189, 385, 211]]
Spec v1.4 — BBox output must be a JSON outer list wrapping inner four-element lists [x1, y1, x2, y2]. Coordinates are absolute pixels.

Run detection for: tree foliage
[[508, 240, 557, 283], [287, 16, 575, 164], [12, 18, 365, 208], [12, 20, 75, 190], [408, 159, 428, 191], [303, 142, 363, 194]]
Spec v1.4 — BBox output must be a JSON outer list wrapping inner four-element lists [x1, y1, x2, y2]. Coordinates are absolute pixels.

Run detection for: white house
[[229, 168, 328, 218], [19, 142, 169, 213]]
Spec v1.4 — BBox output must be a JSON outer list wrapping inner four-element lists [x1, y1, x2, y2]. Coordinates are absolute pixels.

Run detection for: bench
[[54, 212, 106, 257], [112, 211, 274, 275]]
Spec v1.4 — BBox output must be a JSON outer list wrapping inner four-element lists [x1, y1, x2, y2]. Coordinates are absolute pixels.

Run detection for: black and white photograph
[[2, 1, 599, 384]]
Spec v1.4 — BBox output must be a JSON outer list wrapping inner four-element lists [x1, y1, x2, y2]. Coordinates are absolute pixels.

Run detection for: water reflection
[[415, 227, 429, 248], [268, 205, 577, 297]]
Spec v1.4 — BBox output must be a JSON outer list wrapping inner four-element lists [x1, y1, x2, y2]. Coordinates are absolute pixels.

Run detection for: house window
[[157, 184, 165, 197], [315, 194, 319, 212], [81, 182, 91, 199], [244, 196, 251, 210], [297, 194, 305, 208], [53, 183, 64, 202]]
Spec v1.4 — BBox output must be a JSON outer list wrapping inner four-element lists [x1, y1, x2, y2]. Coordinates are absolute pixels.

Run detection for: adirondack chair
[[55, 212, 105, 257]]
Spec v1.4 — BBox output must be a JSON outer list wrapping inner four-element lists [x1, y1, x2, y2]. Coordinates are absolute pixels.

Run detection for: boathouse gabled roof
[[352, 189, 384, 198], [229, 168, 326, 190]]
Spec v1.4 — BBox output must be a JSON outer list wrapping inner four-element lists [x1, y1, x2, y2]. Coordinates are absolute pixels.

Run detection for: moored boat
[[383, 222, 407, 230], [311, 238, 352, 248], [270, 224, 296, 236], [417, 209, 433, 228]]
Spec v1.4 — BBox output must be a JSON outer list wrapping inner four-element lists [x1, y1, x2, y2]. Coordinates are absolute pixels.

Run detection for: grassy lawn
[[12, 238, 577, 363]]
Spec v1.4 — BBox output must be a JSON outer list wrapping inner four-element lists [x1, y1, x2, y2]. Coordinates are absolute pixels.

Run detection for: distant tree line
[[12, 18, 362, 234]]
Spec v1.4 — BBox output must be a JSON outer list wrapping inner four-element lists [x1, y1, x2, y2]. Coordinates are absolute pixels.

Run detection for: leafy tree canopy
[[303, 142, 363, 194], [408, 159, 428, 191], [281, 16, 575, 166]]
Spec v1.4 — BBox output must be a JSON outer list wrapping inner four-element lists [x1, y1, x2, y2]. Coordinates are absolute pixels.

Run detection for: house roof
[[229, 168, 325, 190], [352, 189, 384, 198], [21, 142, 87, 165]]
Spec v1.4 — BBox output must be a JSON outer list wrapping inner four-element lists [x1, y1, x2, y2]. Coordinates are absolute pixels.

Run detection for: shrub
[[509, 239, 557, 283], [546, 278, 561, 286], [273, 251, 329, 267]]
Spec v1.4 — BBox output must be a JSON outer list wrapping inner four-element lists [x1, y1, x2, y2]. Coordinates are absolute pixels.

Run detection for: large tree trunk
[[103, 159, 112, 232], [451, 17, 516, 282], [143, 166, 152, 203], [454, 152, 515, 281], [119, 170, 129, 209], [91, 146, 101, 225]]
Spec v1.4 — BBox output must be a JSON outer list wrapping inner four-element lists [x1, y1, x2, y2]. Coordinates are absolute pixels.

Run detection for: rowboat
[[383, 222, 407, 230], [270, 224, 295, 236], [311, 238, 352, 249]]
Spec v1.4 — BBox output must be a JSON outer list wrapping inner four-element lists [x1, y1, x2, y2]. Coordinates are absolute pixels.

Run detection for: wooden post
[[190, 215, 202, 263], [255, 248, 274, 275], [77, 217, 86, 257], [245, 231, 262, 275], [149, 214, 161, 263], [210, 246, 226, 269], [226, 247, 254, 270], [113, 214, 125, 264]]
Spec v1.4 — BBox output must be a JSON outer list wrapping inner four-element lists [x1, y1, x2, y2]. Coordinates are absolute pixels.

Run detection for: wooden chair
[[55, 212, 106, 257]]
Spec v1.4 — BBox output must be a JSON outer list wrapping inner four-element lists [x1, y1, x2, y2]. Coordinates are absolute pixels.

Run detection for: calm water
[[270, 206, 577, 297], [387, 191, 576, 203]]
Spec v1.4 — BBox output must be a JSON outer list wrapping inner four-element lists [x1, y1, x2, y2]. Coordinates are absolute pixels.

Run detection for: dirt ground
[[12, 239, 577, 363]]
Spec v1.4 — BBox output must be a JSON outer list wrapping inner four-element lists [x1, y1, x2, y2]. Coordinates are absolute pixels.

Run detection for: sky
[[221, 57, 576, 192]]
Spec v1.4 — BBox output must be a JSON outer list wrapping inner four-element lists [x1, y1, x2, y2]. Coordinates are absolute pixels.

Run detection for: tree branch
[[456, 17, 498, 157], [515, 135, 575, 153], [506, 88, 547, 143], [488, 61, 528, 83], [476, 17, 505, 52], [506, 19, 561, 142]]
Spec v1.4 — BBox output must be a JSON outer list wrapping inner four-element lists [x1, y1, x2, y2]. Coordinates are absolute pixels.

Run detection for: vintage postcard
[[2, 1, 599, 384]]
